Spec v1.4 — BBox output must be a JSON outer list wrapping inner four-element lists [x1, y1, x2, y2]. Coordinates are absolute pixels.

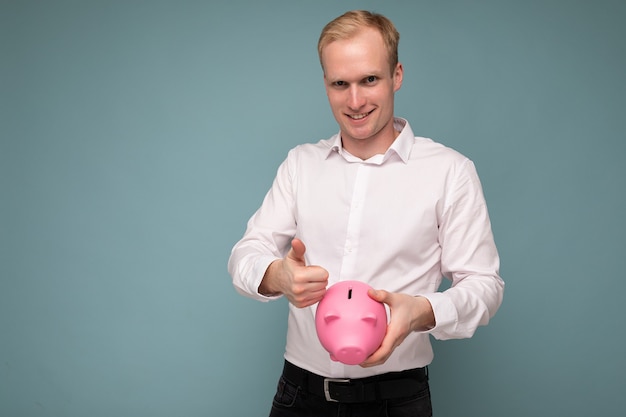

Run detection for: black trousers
[[269, 361, 432, 417]]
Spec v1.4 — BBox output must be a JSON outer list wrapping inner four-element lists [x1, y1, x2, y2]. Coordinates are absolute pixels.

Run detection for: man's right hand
[[258, 238, 329, 308]]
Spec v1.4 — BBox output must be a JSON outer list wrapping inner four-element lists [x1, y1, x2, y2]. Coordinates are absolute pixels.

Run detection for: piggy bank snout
[[332, 346, 367, 365]]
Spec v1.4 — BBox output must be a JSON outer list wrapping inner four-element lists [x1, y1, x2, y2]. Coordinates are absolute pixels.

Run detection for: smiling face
[[322, 27, 403, 159]]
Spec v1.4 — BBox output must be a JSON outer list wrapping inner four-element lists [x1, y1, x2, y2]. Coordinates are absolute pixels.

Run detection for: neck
[[342, 125, 400, 160]]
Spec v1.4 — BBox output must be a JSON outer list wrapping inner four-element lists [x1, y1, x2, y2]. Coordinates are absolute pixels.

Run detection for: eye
[[365, 75, 377, 83], [333, 80, 346, 87]]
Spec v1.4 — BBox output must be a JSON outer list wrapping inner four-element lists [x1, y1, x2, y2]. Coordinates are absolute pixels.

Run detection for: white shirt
[[228, 118, 504, 378]]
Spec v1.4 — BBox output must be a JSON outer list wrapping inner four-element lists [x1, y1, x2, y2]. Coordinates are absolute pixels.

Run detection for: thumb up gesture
[[259, 238, 329, 308]]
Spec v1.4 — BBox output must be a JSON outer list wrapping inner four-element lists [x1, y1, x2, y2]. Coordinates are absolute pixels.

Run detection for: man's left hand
[[360, 289, 436, 368]]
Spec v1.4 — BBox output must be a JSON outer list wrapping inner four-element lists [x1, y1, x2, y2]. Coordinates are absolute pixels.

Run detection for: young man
[[228, 10, 504, 416]]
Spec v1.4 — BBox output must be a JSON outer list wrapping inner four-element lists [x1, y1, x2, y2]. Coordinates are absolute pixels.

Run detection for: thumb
[[368, 288, 388, 303], [287, 238, 307, 265]]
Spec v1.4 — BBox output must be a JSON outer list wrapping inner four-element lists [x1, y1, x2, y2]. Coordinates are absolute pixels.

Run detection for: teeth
[[349, 113, 368, 120]]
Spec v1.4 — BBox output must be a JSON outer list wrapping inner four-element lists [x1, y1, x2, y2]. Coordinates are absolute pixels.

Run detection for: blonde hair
[[318, 10, 400, 74]]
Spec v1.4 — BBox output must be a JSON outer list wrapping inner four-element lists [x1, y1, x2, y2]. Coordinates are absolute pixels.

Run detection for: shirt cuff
[[238, 254, 284, 302], [418, 292, 458, 338]]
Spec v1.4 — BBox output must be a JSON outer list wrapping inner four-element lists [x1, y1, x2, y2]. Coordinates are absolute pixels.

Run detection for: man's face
[[322, 28, 403, 157]]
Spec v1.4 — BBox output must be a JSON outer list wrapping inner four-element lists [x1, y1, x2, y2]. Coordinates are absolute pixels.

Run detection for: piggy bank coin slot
[[348, 288, 353, 299]]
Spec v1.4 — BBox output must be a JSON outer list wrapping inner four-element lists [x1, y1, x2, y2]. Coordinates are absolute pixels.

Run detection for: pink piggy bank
[[315, 280, 387, 365]]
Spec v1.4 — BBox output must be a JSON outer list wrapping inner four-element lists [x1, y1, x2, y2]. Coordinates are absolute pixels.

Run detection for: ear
[[324, 312, 340, 324], [361, 313, 378, 326], [393, 62, 404, 92]]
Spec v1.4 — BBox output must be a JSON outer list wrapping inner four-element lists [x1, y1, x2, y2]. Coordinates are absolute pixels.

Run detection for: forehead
[[321, 28, 389, 80]]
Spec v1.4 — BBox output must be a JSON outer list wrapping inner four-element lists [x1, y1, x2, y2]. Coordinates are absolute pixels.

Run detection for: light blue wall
[[2, 0, 624, 415]]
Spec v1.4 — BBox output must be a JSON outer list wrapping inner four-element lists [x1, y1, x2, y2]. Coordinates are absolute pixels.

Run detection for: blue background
[[2, 0, 625, 415]]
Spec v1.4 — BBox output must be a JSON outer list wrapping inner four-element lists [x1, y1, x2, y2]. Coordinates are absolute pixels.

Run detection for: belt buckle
[[323, 378, 351, 402]]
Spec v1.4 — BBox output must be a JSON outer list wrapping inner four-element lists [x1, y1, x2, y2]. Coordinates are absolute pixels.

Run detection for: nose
[[335, 346, 366, 365], [347, 86, 366, 111]]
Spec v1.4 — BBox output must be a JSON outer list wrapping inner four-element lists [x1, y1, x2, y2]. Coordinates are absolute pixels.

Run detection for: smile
[[347, 110, 374, 120]]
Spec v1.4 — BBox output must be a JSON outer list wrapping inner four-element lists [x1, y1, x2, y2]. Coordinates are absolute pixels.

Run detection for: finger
[[360, 343, 392, 367], [306, 265, 330, 283], [291, 286, 327, 308], [367, 288, 389, 303], [287, 238, 307, 264], [360, 327, 403, 367]]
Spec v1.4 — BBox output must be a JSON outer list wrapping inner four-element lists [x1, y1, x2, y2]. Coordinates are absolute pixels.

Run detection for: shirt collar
[[326, 117, 414, 164]]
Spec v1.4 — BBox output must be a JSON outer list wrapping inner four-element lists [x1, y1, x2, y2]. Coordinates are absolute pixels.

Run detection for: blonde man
[[229, 10, 504, 416]]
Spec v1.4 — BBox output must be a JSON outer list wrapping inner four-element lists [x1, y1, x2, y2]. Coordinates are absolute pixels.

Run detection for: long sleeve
[[227, 152, 297, 302], [422, 159, 504, 340]]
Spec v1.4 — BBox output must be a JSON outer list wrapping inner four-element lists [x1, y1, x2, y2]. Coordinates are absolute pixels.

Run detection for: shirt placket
[[339, 163, 370, 281]]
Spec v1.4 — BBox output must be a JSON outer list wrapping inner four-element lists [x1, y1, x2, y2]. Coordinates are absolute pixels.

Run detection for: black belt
[[281, 360, 428, 403]]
